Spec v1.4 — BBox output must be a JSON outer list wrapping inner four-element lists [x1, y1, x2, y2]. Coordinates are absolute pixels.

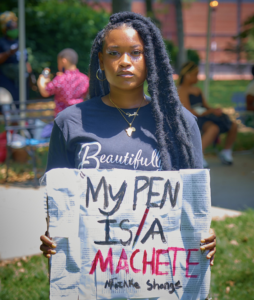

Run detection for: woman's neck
[[103, 86, 148, 109]]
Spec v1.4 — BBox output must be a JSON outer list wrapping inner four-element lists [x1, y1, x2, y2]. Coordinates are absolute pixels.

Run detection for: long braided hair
[[89, 12, 195, 170]]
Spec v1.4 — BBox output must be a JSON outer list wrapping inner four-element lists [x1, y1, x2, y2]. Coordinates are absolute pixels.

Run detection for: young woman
[[40, 11, 216, 282], [178, 62, 238, 168]]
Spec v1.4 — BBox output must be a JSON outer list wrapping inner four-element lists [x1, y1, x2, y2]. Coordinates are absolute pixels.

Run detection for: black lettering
[[119, 219, 132, 246], [99, 181, 127, 216], [153, 279, 160, 290], [164, 282, 170, 290], [160, 180, 180, 209], [134, 282, 141, 289], [168, 282, 175, 294], [141, 218, 166, 244], [129, 279, 134, 287], [133, 176, 150, 210], [86, 176, 108, 209], [175, 280, 182, 289], [123, 280, 129, 288], [147, 177, 163, 207], [117, 281, 123, 289], [104, 278, 116, 290], [146, 279, 153, 291], [94, 219, 118, 245]]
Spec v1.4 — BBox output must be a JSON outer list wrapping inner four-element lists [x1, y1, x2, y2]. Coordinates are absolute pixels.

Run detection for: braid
[[89, 12, 195, 170]]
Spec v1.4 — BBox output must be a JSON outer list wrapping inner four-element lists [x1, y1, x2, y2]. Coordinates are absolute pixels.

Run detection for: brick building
[[90, 0, 254, 75]]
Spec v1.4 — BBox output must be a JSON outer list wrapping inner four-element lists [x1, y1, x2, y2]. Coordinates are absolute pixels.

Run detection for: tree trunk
[[112, 0, 132, 14], [174, 0, 186, 73]]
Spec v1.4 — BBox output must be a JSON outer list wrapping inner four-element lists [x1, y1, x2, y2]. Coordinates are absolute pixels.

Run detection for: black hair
[[58, 48, 78, 65], [89, 12, 195, 170], [251, 65, 254, 77]]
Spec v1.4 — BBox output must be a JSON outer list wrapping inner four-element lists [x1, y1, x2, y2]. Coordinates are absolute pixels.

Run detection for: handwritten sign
[[46, 168, 211, 300]]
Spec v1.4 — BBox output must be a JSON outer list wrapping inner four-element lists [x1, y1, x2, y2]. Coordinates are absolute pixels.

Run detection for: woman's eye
[[109, 51, 119, 56], [132, 50, 142, 55]]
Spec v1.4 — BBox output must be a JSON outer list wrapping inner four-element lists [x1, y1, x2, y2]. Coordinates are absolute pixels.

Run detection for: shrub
[[164, 39, 200, 70], [25, 1, 109, 74]]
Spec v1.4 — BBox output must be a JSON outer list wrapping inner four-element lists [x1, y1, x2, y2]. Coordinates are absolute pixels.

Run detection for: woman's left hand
[[200, 228, 216, 266]]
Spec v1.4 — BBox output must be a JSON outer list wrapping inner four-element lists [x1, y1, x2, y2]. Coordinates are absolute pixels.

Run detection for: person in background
[[245, 65, 254, 111], [0, 11, 32, 110], [178, 61, 238, 168], [37, 48, 89, 117]]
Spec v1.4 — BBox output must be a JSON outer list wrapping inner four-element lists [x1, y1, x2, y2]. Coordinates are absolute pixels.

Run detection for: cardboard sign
[[46, 168, 211, 300]]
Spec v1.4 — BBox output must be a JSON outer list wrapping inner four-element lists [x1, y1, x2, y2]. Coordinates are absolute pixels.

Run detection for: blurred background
[[0, 1, 254, 300]]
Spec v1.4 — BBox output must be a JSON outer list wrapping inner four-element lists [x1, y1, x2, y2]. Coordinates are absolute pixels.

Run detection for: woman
[[40, 11, 216, 285], [0, 11, 32, 109], [178, 62, 238, 168]]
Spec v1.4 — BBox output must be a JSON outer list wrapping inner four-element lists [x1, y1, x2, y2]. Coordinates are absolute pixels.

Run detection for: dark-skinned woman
[[178, 62, 237, 168], [39, 13, 217, 298]]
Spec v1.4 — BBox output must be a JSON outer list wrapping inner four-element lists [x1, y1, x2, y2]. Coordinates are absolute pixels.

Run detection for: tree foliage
[[24, 0, 109, 74], [164, 39, 200, 69], [226, 14, 254, 62]]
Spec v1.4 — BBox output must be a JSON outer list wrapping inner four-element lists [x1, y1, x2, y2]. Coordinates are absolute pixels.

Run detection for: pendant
[[126, 112, 138, 117], [126, 127, 136, 137]]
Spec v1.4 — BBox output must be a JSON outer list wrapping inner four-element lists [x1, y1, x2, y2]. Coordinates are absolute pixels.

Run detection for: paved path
[[0, 186, 45, 261], [207, 152, 254, 210], [0, 152, 253, 260]]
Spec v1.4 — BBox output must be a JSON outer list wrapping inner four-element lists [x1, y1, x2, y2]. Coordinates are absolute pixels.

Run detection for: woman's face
[[186, 68, 199, 85], [98, 26, 147, 91]]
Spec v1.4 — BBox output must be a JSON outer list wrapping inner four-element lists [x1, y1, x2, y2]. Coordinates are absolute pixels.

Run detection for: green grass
[[1, 210, 254, 299], [0, 255, 49, 300], [210, 209, 254, 300], [197, 80, 250, 108]]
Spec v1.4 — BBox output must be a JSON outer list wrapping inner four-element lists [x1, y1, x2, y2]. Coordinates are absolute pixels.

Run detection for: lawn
[[1, 210, 254, 299]]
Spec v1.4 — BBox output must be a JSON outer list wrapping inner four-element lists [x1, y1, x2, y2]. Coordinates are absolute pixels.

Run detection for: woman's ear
[[98, 52, 104, 71]]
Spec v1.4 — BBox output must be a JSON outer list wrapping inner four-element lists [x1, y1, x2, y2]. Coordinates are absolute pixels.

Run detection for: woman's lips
[[118, 72, 134, 78]]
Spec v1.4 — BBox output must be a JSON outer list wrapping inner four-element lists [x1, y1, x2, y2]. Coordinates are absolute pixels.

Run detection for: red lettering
[[89, 248, 114, 275], [116, 249, 129, 274], [156, 249, 170, 275], [186, 249, 199, 278], [168, 247, 185, 276], [130, 249, 141, 273], [143, 248, 156, 275]]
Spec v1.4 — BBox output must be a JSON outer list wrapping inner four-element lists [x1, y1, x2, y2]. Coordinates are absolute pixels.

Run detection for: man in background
[[37, 48, 89, 116]]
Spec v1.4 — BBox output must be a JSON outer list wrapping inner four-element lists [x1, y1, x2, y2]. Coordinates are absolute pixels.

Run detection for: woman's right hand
[[40, 233, 57, 258]]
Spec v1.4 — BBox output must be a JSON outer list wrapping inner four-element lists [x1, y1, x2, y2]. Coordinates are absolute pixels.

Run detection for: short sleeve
[[45, 76, 61, 96], [46, 121, 75, 171], [190, 120, 203, 169]]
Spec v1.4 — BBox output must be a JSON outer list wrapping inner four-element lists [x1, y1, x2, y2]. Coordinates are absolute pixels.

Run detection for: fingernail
[[51, 250, 56, 254], [207, 255, 211, 259], [201, 246, 206, 251], [201, 239, 205, 243], [211, 262, 214, 266], [52, 243, 57, 248]]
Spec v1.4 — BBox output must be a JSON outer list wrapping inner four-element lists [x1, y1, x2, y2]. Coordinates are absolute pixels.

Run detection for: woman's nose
[[120, 53, 132, 67]]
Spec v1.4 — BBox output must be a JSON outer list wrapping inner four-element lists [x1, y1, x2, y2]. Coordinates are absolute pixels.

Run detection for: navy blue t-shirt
[[46, 97, 202, 172]]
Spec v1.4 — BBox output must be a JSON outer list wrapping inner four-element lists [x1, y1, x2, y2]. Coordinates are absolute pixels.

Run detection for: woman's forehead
[[104, 26, 144, 47]]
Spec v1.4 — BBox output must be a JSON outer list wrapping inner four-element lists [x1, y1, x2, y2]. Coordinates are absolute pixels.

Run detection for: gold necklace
[[109, 94, 145, 137]]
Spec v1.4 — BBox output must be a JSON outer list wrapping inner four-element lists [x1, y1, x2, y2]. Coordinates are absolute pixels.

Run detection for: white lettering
[[78, 142, 161, 171], [78, 142, 101, 169]]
